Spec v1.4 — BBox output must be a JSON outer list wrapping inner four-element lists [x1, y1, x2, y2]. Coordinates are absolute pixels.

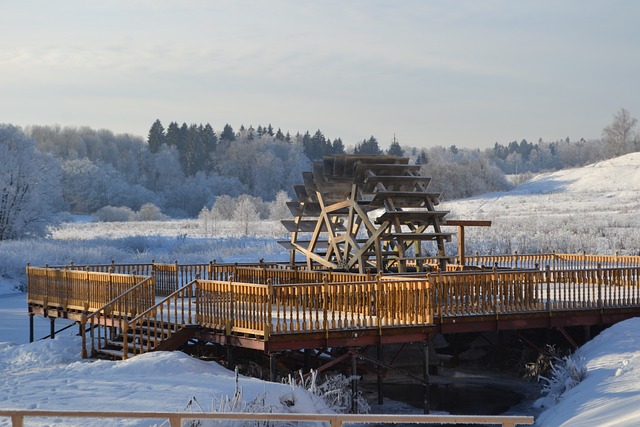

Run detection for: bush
[[537, 347, 587, 405], [135, 203, 168, 221], [95, 206, 135, 222]]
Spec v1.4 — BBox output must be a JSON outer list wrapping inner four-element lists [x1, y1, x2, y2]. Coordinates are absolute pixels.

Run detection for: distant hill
[[441, 152, 640, 255]]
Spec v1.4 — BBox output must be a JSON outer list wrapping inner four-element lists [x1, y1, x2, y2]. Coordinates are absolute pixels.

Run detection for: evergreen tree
[[147, 119, 166, 154], [201, 123, 218, 170], [220, 124, 235, 143], [184, 124, 204, 176], [354, 136, 383, 155], [387, 136, 404, 157], [165, 122, 181, 148], [416, 149, 429, 165], [332, 138, 345, 154], [275, 128, 285, 141], [302, 131, 322, 160]]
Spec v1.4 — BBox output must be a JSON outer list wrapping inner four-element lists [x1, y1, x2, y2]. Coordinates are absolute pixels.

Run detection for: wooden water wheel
[[279, 154, 459, 273]]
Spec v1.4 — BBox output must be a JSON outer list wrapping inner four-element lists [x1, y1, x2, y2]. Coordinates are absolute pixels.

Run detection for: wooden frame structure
[[279, 154, 489, 273]]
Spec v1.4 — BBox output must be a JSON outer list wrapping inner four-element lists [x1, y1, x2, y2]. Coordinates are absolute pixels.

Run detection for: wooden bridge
[[27, 253, 640, 361]]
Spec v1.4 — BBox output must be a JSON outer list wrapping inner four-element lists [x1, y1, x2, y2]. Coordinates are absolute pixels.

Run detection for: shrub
[[95, 206, 135, 222]]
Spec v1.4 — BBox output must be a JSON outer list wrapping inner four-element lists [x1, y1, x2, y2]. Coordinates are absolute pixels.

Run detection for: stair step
[[96, 347, 135, 360]]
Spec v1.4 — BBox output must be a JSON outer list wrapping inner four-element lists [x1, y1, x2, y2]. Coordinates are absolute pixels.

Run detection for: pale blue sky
[[1, 0, 638, 149]]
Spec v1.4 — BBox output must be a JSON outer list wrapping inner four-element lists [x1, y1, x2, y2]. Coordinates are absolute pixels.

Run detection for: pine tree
[[354, 136, 383, 155], [147, 119, 166, 153], [332, 138, 345, 154], [201, 123, 218, 170], [387, 136, 404, 157], [220, 124, 235, 143], [416, 149, 428, 165]]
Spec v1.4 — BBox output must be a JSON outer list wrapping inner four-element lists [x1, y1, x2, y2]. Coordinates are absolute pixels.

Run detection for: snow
[[0, 283, 331, 427], [4, 153, 640, 426]]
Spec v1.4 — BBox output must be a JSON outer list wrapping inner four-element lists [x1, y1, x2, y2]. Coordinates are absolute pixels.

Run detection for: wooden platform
[[25, 255, 640, 360]]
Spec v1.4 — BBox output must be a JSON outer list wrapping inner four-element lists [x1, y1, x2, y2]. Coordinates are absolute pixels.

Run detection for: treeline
[[19, 108, 638, 220]]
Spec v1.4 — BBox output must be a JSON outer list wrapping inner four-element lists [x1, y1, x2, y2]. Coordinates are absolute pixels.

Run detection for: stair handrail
[[80, 275, 155, 358], [122, 280, 197, 359]]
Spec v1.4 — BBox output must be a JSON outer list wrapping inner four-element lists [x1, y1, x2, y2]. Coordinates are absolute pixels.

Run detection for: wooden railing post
[[80, 313, 88, 359], [122, 321, 129, 360], [597, 263, 603, 309], [545, 265, 552, 314]]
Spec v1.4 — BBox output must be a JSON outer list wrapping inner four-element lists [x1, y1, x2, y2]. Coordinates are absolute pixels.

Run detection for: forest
[[0, 108, 637, 240]]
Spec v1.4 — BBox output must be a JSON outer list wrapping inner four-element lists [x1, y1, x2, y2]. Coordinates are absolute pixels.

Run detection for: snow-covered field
[[3, 153, 640, 426]]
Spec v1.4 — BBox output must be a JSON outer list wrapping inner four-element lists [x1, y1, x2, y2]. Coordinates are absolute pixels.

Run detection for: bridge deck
[[25, 256, 640, 358]]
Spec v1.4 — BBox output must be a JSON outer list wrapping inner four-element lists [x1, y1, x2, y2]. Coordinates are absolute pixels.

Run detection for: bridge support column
[[422, 342, 430, 414], [227, 346, 234, 369], [29, 313, 34, 343], [50, 317, 56, 339], [269, 353, 278, 382], [351, 350, 358, 413], [377, 344, 384, 405], [303, 349, 311, 373]]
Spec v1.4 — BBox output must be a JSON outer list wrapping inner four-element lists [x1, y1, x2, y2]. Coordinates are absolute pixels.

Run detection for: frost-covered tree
[[212, 195, 237, 220], [602, 108, 638, 156], [269, 190, 292, 220], [234, 197, 260, 235], [0, 125, 62, 240]]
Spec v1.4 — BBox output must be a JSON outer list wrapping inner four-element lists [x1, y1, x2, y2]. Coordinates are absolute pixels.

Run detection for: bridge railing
[[195, 276, 433, 337], [0, 410, 534, 427], [26, 266, 152, 313], [80, 276, 156, 358], [460, 252, 640, 270], [430, 265, 640, 319]]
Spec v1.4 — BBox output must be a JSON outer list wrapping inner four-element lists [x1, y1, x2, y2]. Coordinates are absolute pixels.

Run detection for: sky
[[1, 0, 639, 150]]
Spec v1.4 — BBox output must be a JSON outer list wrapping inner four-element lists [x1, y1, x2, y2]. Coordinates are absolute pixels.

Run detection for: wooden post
[[422, 342, 430, 414], [351, 351, 358, 413], [269, 353, 278, 382], [50, 317, 56, 339], [457, 225, 465, 266], [29, 313, 34, 343], [377, 344, 384, 405], [303, 349, 311, 373]]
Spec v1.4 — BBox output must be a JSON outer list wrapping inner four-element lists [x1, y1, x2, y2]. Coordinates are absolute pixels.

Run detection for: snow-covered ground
[[3, 153, 640, 426]]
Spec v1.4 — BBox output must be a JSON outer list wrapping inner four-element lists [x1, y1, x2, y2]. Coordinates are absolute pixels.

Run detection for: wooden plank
[[375, 210, 449, 224], [293, 185, 308, 202], [353, 163, 421, 184], [380, 232, 455, 241], [281, 220, 346, 232], [369, 191, 442, 208], [362, 176, 432, 193], [302, 172, 316, 195], [444, 219, 492, 227]]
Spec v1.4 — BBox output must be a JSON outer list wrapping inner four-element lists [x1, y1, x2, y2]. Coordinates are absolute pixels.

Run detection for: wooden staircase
[[81, 279, 199, 360]]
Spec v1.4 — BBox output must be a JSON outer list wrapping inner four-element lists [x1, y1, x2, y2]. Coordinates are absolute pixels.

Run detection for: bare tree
[[234, 197, 260, 235], [602, 108, 638, 156], [0, 125, 61, 240]]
